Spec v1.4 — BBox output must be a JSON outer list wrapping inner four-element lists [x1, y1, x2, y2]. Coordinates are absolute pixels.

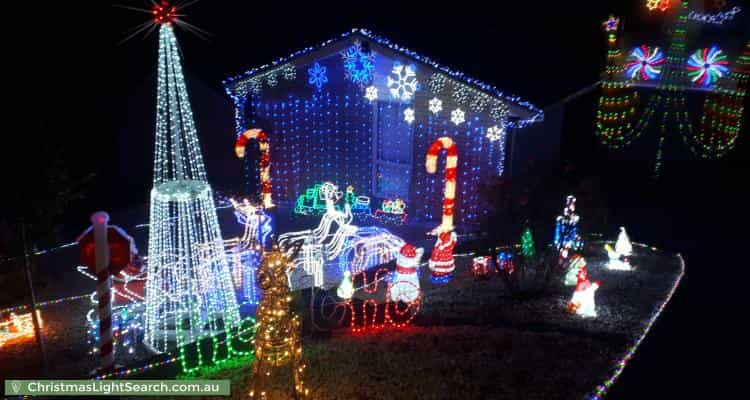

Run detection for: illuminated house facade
[[223, 29, 543, 228]]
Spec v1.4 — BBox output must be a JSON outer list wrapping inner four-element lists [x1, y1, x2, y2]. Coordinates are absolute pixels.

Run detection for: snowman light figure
[[390, 244, 424, 303], [605, 227, 633, 271], [568, 265, 600, 318]]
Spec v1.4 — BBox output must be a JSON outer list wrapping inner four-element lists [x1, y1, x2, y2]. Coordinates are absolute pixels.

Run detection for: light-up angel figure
[[625, 45, 665, 81], [687, 46, 730, 87], [605, 227, 633, 271]]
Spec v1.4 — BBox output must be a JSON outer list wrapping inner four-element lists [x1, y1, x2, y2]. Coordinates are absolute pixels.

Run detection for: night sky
[[3, 1, 749, 398]]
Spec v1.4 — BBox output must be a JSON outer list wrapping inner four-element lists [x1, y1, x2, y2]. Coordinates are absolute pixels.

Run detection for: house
[[223, 28, 543, 229]]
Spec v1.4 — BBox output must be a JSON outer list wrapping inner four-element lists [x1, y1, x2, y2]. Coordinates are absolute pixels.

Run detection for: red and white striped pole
[[91, 211, 114, 372], [235, 128, 274, 209], [425, 137, 458, 234]]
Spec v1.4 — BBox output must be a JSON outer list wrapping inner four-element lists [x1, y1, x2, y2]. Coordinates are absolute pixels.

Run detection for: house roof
[[223, 28, 543, 128]]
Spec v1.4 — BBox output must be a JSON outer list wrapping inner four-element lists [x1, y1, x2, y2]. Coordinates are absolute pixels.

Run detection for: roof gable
[[223, 28, 543, 128]]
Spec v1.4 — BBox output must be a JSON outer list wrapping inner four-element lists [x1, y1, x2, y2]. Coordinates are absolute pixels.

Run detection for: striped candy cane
[[235, 129, 274, 208], [91, 211, 114, 372], [425, 137, 457, 234]]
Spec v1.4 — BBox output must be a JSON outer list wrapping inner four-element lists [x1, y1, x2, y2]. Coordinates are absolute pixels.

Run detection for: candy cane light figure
[[425, 137, 458, 234], [235, 128, 274, 209], [426, 137, 459, 282]]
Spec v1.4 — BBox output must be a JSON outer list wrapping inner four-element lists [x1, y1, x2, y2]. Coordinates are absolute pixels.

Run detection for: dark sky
[[2, 3, 749, 397], [4, 0, 749, 214]]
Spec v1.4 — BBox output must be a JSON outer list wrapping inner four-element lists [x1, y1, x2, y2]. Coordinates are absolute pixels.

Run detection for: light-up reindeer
[[280, 182, 405, 290], [249, 241, 308, 399], [194, 198, 272, 303]]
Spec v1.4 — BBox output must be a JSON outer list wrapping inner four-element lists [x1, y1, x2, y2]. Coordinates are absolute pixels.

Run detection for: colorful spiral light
[[686, 46, 730, 87], [625, 45, 665, 81]]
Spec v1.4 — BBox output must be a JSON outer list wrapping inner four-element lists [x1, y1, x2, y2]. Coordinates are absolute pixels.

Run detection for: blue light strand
[[223, 28, 543, 129]]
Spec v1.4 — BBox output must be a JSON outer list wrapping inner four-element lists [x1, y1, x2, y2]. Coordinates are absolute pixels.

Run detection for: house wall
[[230, 39, 519, 229]]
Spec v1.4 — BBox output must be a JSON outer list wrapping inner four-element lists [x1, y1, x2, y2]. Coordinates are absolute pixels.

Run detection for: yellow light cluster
[[0, 310, 43, 347], [249, 244, 309, 398]]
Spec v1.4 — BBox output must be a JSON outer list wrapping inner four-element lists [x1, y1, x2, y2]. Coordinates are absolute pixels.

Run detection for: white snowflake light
[[452, 86, 470, 104], [248, 77, 262, 94], [266, 73, 278, 87], [365, 85, 378, 102], [470, 94, 489, 113], [404, 108, 415, 124], [281, 63, 296, 81], [427, 73, 447, 93], [490, 102, 510, 122], [428, 97, 443, 114], [387, 62, 419, 102], [451, 108, 465, 125], [486, 125, 505, 142]]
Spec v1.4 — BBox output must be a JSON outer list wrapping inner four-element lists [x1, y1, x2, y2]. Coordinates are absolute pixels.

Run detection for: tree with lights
[[250, 242, 308, 399], [143, 13, 239, 354], [520, 226, 536, 259]]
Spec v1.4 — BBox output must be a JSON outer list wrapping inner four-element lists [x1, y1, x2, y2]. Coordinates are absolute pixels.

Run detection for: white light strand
[[144, 25, 240, 354]]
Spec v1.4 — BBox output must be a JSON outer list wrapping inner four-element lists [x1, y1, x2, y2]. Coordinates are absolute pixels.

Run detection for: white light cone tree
[[144, 25, 240, 354]]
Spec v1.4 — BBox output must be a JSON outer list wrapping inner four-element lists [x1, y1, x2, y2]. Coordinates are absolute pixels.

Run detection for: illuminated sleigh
[[280, 182, 405, 290]]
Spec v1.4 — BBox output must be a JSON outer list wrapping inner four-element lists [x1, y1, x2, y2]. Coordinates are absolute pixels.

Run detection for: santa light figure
[[429, 231, 457, 283], [390, 244, 424, 303], [606, 227, 633, 271], [567, 265, 600, 318]]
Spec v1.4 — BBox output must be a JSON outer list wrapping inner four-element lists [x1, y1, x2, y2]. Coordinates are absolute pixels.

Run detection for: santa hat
[[397, 244, 420, 269]]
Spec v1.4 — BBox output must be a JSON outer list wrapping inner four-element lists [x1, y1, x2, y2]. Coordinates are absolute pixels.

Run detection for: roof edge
[[222, 28, 543, 128]]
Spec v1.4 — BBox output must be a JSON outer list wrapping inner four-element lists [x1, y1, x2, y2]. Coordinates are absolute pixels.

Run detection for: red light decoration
[[345, 268, 421, 333], [646, 0, 672, 12], [471, 256, 494, 280], [152, 1, 178, 25]]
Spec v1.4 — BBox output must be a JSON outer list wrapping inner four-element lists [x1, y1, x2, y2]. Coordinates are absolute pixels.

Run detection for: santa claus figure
[[389, 244, 424, 303], [429, 231, 457, 282], [567, 265, 600, 318]]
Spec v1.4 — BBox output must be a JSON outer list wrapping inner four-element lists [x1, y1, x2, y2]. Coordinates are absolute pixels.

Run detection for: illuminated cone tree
[[144, 24, 240, 353]]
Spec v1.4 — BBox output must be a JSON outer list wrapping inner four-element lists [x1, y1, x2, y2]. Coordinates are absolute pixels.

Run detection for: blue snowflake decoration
[[341, 41, 375, 87], [307, 62, 328, 91]]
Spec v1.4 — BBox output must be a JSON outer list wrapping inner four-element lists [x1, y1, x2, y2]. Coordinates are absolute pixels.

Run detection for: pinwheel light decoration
[[686, 46, 730, 87], [625, 45, 665, 81]]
